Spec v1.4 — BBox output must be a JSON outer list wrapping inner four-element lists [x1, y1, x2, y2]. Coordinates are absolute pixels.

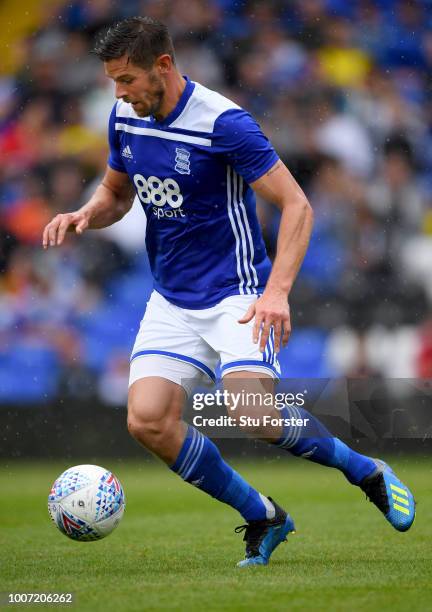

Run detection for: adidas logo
[[121, 145, 133, 160], [301, 446, 318, 459]]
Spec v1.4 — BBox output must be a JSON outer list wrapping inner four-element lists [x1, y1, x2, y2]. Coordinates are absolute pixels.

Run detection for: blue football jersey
[[108, 77, 279, 309]]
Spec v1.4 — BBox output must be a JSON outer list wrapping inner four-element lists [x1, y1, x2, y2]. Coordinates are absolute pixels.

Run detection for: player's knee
[[127, 413, 166, 446], [230, 404, 281, 438], [127, 398, 180, 447]]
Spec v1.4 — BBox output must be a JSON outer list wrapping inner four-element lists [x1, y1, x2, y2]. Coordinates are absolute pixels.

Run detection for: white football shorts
[[129, 290, 281, 395]]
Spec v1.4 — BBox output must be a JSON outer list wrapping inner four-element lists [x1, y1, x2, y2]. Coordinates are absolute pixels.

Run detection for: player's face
[[105, 55, 166, 118]]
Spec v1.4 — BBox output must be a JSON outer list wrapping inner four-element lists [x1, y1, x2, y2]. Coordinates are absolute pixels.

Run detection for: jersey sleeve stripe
[[115, 122, 212, 146]]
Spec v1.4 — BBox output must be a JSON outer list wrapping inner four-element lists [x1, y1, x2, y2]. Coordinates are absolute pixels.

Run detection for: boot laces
[[234, 521, 268, 558]]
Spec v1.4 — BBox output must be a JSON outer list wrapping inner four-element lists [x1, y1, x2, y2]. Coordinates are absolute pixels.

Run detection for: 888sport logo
[[133, 174, 186, 219]]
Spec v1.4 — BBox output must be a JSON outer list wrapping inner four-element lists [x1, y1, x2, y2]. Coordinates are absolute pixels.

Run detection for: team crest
[[175, 147, 191, 175]]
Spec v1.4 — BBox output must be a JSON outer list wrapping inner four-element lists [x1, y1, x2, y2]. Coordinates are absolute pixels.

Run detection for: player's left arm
[[239, 160, 314, 353]]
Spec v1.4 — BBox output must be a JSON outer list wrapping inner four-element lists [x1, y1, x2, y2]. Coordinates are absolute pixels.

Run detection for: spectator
[[1, 0, 431, 403]]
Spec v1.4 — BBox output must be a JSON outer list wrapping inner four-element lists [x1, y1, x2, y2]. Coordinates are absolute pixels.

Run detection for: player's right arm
[[42, 166, 133, 249]]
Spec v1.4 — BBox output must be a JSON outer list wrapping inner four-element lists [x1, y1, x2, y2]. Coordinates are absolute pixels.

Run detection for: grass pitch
[[1, 455, 431, 611]]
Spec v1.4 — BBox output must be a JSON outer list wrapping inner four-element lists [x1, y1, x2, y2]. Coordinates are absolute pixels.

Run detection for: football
[[48, 464, 125, 541]]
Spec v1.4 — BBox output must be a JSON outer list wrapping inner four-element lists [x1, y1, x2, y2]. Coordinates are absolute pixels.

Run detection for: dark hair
[[93, 17, 175, 70]]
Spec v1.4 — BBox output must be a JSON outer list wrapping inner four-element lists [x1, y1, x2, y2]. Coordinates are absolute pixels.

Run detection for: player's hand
[[42, 211, 90, 249], [238, 289, 291, 353]]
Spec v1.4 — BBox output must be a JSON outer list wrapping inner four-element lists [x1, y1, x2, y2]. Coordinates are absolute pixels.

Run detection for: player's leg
[[222, 371, 284, 438], [271, 397, 378, 486], [194, 296, 296, 566], [221, 371, 295, 566], [128, 372, 275, 522], [240, 371, 416, 531], [224, 370, 415, 532], [275, 401, 415, 531], [128, 373, 278, 525], [219, 327, 377, 487], [127, 376, 186, 464], [203, 294, 415, 537], [128, 291, 277, 530]]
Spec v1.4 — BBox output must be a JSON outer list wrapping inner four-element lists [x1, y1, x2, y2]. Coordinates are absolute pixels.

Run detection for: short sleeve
[[107, 103, 127, 173], [212, 108, 279, 184]]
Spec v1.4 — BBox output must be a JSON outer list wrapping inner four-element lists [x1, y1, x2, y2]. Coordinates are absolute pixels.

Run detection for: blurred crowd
[[1, 0, 432, 404]]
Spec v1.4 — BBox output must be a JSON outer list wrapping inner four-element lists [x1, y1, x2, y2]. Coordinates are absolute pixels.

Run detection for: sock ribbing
[[171, 425, 274, 520], [275, 406, 376, 485]]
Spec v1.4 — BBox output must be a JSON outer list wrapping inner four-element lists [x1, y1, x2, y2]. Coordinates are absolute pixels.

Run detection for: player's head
[[93, 16, 175, 117]]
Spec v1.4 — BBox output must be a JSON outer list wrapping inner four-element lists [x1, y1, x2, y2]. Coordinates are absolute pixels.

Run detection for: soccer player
[[42, 17, 415, 567]]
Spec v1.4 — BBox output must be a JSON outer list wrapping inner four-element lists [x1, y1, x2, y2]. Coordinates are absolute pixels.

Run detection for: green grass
[[1, 456, 431, 611]]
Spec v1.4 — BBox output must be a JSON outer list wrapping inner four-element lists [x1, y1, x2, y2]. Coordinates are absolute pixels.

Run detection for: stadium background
[[1, 2, 432, 610], [1, 0, 432, 412], [1, 0, 432, 455]]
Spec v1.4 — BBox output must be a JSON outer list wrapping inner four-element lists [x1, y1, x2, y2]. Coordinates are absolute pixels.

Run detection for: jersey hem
[[154, 285, 267, 310]]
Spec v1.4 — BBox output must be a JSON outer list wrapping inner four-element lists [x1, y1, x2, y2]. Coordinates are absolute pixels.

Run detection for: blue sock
[[275, 406, 376, 485], [171, 425, 274, 521]]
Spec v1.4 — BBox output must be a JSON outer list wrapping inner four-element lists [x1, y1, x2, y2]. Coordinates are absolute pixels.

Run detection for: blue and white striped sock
[[171, 425, 274, 521], [275, 406, 376, 485]]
